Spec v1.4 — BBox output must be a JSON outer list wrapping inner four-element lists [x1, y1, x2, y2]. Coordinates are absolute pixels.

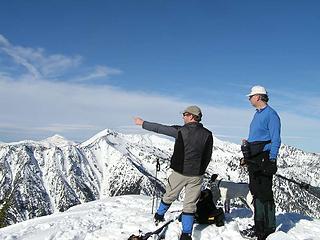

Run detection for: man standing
[[242, 86, 281, 240], [134, 106, 213, 240]]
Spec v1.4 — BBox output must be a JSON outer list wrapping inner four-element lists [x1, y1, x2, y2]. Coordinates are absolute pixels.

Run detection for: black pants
[[249, 172, 273, 201], [249, 172, 276, 239]]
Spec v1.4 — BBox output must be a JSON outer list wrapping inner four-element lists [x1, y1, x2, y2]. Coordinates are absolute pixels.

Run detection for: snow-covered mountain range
[[0, 129, 319, 228]]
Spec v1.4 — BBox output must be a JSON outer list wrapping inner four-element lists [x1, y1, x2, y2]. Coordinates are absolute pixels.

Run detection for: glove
[[262, 158, 277, 175]]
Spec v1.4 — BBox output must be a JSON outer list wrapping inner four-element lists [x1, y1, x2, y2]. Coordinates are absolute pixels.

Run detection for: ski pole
[[240, 157, 320, 199], [275, 174, 307, 188], [241, 159, 310, 189], [152, 158, 161, 214], [128, 213, 181, 240], [275, 174, 320, 200]]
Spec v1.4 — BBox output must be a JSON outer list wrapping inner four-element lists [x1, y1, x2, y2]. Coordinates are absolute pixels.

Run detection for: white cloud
[[74, 65, 122, 82], [0, 34, 319, 153], [0, 76, 247, 140], [1, 77, 319, 152], [1, 46, 42, 79], [0, 34, 118, 81], [34, 124, 100, 132]]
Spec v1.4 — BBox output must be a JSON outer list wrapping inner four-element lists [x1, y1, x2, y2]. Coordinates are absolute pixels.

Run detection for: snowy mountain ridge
[[0, 128, 319, 229]]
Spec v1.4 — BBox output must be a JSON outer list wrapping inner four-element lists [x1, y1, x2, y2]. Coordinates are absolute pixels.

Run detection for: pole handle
[[156, 158, 160, 171]]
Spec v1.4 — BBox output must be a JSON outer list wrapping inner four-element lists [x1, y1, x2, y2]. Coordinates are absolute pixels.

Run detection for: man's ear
[[191, 114, 199, 121]]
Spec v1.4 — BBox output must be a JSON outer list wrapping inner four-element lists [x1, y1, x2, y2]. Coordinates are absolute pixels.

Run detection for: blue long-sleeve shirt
[[248, 105, 281, 159]]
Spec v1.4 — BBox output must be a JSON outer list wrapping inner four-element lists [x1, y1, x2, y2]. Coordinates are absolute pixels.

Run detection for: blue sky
[[0, 0, 319, 153]]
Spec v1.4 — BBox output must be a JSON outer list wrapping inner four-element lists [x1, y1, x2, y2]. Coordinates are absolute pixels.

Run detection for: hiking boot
[[257, 236, 266, 240], [154, 213, 165, 225], [256, 232, 269, 240], [240, 225, 256, 239], [180, 233, 192, 240]]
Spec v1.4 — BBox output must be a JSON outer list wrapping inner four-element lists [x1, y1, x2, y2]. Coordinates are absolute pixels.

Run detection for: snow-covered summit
[[40, 134, 76, 148], [80, 128, 174, 150], [80, 128, 117, 147], [0, 195, 319, 240]]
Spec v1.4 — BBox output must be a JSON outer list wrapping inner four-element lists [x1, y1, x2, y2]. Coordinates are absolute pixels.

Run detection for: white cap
[[246, 85, 268, 97]]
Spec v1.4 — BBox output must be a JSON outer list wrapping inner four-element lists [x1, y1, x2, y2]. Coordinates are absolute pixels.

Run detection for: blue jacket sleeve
[[268, 112, 281, 159], [142, 121, 180, 139]]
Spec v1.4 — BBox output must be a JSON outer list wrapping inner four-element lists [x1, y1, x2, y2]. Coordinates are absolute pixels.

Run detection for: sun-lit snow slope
[[0, 195, 319, 240], [0, 130, 169, 227]]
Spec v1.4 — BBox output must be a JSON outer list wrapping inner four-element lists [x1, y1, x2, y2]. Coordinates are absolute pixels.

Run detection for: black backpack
[[195, 188, 225, 227]]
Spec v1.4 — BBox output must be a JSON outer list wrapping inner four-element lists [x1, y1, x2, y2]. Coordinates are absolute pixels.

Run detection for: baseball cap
[[183, 105, 202, 117], [246, 85, 268, 97]]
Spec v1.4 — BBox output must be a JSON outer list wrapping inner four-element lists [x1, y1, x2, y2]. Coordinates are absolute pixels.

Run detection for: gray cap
[[183, 105, 202, 117]]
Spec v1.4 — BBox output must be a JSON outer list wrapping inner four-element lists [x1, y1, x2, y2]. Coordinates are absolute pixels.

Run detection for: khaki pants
[[162, 171, 203, 213]]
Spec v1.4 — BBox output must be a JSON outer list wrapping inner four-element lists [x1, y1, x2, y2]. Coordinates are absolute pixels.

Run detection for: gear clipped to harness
[[241, 140, 251, 165]]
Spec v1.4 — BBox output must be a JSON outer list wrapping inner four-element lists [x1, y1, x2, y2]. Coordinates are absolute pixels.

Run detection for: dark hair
[[259, 94, 269, 103], [193, 113, 202, 122]]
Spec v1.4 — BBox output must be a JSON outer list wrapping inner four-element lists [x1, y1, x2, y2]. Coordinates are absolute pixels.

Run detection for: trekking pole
[[275, 174, 306, 188], [128, 213, 180, 240], [276, 174, 320, 200], [151, 158, 161, 214], [240, 157, 320, 200]]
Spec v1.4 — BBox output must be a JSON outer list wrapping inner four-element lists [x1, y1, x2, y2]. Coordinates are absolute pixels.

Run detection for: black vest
[[170, 122, 213, 176]]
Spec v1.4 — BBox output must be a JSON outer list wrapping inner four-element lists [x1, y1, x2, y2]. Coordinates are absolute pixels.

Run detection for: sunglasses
[[182, 112, 191, 117]]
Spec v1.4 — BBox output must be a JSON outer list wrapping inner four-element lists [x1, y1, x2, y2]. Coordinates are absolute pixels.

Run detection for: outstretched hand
[[134, 117, 144, 126]]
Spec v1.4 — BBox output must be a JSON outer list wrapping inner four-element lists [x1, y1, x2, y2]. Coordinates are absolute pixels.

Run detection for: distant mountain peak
[[41, 134, 76, 147], [80, 128, 118, 147]]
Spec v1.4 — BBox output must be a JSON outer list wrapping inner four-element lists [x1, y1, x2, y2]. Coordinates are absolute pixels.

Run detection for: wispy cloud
[[1, 46, 42, 79], [0, 123, 98, 134], [34, 124, 100, 132], [270, 89, 320, 119], [0, 34, 10, 46], [0, 34, 120, 81], [224, 82, 320, 120], [74, 65, 122, 82]]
